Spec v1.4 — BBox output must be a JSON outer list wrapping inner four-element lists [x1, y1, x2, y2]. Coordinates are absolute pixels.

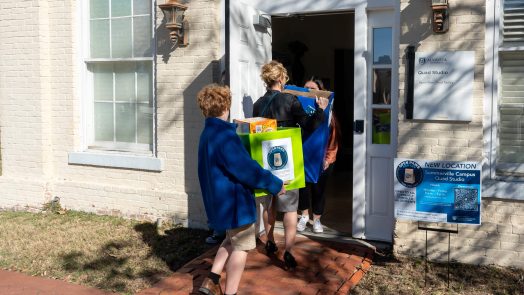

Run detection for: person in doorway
[[197, 84, 286, 295], [253, 61, 328, 270], [297, 78, 339, 234]]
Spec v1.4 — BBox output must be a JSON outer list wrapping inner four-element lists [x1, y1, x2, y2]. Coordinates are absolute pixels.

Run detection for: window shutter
[[499, 53, 524, 163], [503, 0, 524, 44]]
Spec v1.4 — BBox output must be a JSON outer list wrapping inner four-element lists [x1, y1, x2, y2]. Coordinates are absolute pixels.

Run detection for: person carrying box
[[196, 84, 286, 295], [297, 79, 340, 234], [252, 61, 328, 270]]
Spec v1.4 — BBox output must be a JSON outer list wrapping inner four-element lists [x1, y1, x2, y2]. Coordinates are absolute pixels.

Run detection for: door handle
[[354, 120, 364, 134]]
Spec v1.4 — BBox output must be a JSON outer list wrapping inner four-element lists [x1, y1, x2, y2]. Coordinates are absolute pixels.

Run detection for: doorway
[[271, 12, 355, 236], [226, 1, 398, 242]]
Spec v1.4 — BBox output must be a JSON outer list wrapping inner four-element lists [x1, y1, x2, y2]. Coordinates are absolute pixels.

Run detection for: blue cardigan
[[198, 117, 283, 231]]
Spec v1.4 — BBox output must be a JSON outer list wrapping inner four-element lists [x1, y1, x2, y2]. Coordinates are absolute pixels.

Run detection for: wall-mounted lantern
[[431, 0, 449, 33], [159, 0, 189, 48]]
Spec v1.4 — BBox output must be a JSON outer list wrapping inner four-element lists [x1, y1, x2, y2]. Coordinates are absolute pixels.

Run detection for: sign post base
[[417, 222, 458, 288]]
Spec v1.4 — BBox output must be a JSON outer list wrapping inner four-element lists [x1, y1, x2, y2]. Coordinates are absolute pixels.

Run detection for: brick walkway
[[0, 269, 113, 295], [139, 234, 374, 295], [0, 234, 374, 295]]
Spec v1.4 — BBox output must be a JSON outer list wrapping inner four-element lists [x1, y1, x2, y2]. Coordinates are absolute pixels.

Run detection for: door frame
[[362, 9, 400, 242], [221, 0, 399, 241]]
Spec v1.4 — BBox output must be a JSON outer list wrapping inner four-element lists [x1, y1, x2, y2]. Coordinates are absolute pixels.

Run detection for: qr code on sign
[[454, 188, 478, 211]]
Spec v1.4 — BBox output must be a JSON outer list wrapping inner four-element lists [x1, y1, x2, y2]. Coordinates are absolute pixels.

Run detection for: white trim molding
[[68, 151, 163, 171], [484, 0, 498, 181], [483, 0, 524, 200], [483, 179, 524, 201]]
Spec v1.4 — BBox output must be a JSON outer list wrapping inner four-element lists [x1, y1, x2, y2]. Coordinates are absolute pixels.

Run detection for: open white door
[[229, 1, 272, 120], [228, 1, 272, 235], [363, 10, 398, 242]]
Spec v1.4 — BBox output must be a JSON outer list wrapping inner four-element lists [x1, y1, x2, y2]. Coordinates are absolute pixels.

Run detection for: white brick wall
[[396, 0, 524, 268], [3, 0, 519, 269], [0, 1, 46, 179], [0, 0, 220, 229]]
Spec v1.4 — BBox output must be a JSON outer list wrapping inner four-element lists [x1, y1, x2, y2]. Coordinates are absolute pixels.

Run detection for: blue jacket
[[198, 117, 283, 231]]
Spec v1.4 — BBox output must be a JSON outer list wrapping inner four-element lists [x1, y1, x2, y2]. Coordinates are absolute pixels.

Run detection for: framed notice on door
[[394, 158, 481, 225]]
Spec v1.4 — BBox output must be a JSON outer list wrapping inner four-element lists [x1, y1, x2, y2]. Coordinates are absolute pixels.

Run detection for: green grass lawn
[[0, 210, 213, 294], [3, 209, 523, 295]]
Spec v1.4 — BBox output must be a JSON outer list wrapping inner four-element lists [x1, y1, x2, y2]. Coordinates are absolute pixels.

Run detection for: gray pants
[[275, 189, 299, 212]]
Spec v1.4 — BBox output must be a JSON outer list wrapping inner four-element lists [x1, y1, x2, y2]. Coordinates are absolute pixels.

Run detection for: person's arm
[[290, 95, 326, 134], [323, 116, 339, 170], [218, 132, 283, 196]]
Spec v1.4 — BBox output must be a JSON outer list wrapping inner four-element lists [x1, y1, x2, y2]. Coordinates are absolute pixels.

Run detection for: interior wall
[[271, 13, 356, 235], [272, 13, 354, 89], [272, 13, 355, 89]]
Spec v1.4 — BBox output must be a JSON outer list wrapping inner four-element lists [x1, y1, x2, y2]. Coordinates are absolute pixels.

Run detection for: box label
[[261, 137, 294, 182]]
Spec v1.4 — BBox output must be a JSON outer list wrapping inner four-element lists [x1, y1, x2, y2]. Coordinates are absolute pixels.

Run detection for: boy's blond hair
[[261, 60, 289, 89], [197, 84, 232, 117]]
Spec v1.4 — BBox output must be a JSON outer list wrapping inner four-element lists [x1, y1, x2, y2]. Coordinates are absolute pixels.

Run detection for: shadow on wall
[[152, 61, 217, 228], [158, 61, 218, 228], [156, 61, 221, 229], [182, 63, 217, 229], [243, 95, 254, 118], [154, 0, 224, 228], [400, 0, 433, 49], [398, 1, 511, 266], [155, 15, 179, 64]]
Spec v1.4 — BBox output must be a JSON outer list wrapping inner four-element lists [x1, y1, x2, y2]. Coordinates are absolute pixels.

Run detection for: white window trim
[[68, 151, 163, 171], [69, 0, 162, 171], [483, 0, 524, 199]]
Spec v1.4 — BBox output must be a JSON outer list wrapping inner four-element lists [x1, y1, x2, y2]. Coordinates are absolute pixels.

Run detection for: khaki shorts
[[220, 223, 256, 251]]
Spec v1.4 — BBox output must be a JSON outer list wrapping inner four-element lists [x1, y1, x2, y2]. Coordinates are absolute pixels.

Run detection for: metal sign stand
[[417, 222, 459, 288]]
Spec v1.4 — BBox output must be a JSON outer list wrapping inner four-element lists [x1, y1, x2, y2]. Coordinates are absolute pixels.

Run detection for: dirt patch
[[352, 249, 524, 295]]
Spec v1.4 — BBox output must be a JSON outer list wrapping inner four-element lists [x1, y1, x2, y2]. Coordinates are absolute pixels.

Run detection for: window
[[85, 0, 154, 153], [501, 0, 524, 44], [371, 27, 392, 145], [496, 0, 524, 175]]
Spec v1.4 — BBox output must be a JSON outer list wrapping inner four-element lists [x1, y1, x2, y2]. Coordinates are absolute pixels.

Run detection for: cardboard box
[[282, 88, 332, 100], [234, 117, 277, 134], [282, 88, 333, 116], [283, 85, 335, 183], [238, 127, 305, 196]]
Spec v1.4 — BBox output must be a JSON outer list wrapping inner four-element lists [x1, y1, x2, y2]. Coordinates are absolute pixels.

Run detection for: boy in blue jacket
[[197, 84, 285, 295]]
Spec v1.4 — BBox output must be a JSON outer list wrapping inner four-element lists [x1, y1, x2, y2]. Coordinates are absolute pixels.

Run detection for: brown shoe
[[199, 277, 223, 295]]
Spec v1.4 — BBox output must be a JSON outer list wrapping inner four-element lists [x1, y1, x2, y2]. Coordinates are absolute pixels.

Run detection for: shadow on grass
[[61, 242, 149, 293], [59, 221, 213, 293], [133, 222, 213, 271]]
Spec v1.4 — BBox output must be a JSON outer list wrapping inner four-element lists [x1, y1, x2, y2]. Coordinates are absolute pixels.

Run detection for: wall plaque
[[413, 51, 474, 121]]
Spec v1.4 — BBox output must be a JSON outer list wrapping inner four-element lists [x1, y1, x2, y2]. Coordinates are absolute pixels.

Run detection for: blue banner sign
[[394, 158, 481, 225]]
